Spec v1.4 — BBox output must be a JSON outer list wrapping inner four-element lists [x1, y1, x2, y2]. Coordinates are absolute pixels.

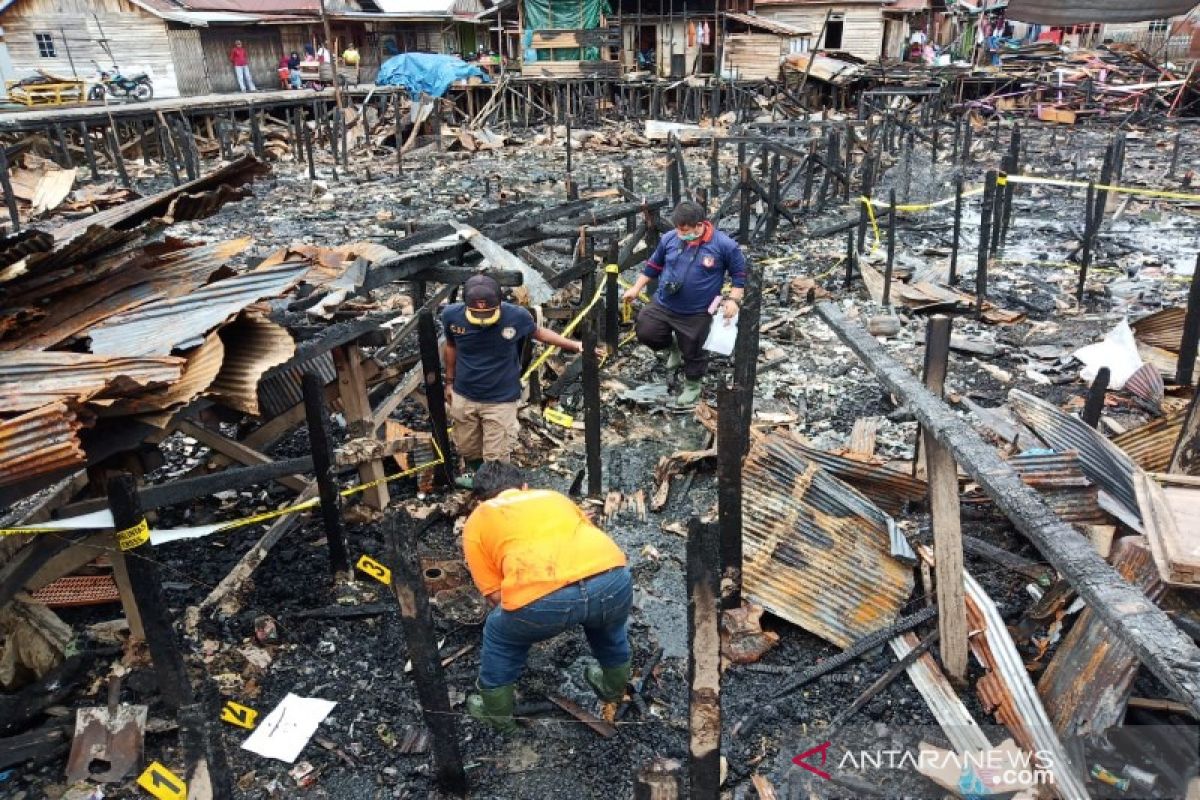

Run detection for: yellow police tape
[[857, 172, 1200, 254], [0, 439, 446, 540], [520, 268, 614, 382]]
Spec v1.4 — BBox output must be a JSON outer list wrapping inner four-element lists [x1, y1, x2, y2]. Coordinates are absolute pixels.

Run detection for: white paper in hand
[[241, 693, 336, 763], [703, 310, 739, 355]]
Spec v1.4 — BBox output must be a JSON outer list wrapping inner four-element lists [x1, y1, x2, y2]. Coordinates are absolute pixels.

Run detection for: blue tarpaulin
[[375, 53, 488, 98]]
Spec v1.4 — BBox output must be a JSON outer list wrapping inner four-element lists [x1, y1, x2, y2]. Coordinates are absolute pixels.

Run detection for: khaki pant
[[450, 395, 519, 462]]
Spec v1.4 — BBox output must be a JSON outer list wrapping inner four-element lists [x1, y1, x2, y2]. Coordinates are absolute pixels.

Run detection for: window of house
[[1148, 18, 1169, 33], [35, 32, 56, 58], [824, 15, 845, 50]]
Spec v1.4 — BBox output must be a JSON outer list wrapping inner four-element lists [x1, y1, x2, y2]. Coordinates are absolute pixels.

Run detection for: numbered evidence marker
[[221, 700, 258, 730], [356, 554, 391, 585], [137, 761, 186, 800]]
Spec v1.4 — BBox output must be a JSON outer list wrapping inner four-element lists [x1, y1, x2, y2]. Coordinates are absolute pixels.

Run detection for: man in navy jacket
[[622, 202, 748, 408]]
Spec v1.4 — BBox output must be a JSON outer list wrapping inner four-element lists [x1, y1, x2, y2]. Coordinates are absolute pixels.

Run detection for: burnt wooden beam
[[175, 420, 308, 493], [717, 386, 743, 610], [385, 511, 467, 795], [815, 300, 1200, 715], [302, 372, 351, 577], [687, 517, 721, 798], [418, 310, 454, 485]]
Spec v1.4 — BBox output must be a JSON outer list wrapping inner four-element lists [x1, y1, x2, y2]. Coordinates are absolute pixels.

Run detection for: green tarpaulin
[[523, 0, 610, 60]]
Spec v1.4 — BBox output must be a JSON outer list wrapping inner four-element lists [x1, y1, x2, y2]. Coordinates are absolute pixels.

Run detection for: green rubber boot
[[585, 661, 632, 703], [467, 682, 519, 733], [454, 459, 483, 490], [665, 341, 683, 371], [674, 379, 702, 409]]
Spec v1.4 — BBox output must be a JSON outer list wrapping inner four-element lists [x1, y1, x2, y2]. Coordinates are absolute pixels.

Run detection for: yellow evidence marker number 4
[[356, 554, 391, 585], [220, 700, 258, 729], [137, 761, 186, 800]]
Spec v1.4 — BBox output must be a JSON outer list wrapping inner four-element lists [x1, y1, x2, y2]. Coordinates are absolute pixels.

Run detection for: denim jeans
[[479, 567, 633, 688]]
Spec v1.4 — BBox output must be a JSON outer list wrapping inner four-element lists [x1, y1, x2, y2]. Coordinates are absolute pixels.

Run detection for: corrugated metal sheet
[[724, 10, 812, 36], [101, 333, 225, 417], [787, 438, 927, 516], [1009, 390, 1140, 525], [88, 263, 307, 357], [258, 352, 337, 418], [964, 570, 1089, 800], [1007, 0, 1196, 26], [1009, 450, 1110, 525], [0, 402, 85, 488], [1125, 362, 1165, 411], [0, 229, 53, 270], [1132, 307, 1184, 352], [210, 312, 296, 416], [165, 185, 253, 223], [0, 351, 185, 413], [1111, 410, 1186, 472], [742, 434, 915, 649]]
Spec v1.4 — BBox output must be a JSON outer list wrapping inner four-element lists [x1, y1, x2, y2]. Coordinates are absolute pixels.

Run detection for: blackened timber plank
[[815, 300, 1200, 716]]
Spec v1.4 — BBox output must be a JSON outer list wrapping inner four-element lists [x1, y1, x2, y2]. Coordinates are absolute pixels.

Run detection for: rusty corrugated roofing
[[1132, 307, 1184, 352], [88, 263, 308, 357], [1009, 450, 1111, 526], [786, 438, 927, 516], [210, 313, 296, 416], [1009, 390, 1140, 525], [742, 434, 915, 649], [1111, 410, 1186, 472], [0, 351, 185, 413], [0, 402, 85, 488]]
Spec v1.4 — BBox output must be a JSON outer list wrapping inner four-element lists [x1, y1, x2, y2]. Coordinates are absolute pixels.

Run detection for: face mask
[[679, 231, 701, 242]]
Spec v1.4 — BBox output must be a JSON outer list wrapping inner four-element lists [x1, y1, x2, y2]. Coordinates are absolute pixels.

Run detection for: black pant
[[635, 300, 713, 380]]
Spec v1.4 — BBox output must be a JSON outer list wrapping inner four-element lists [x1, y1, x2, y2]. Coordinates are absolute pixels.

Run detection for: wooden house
[[0, 0, 187, 97], [721, 11, 810, 79], [755, 0, 890, 61]]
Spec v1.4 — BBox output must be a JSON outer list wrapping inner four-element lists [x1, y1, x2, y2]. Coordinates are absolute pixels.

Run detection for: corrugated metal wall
[[759, 3, 885, 61], [198, 28, 284, 93], [167, 27, 210, 96], [2, 0, 181, 97]]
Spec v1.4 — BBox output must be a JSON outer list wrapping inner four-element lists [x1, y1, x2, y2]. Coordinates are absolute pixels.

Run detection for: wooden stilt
[[301, 372, 351, 577], [333, 344, 389, 510], [686, 516, 721, 799], [417, 310, 455, 484], [975, 170, 997, 320], [0, 148, 20, 232], [79, 122, 100, 181], [1082, 367, 1111, 428], [717, 386, 743, 610]]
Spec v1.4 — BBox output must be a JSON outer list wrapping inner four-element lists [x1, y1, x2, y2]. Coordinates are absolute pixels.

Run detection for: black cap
[[464, 274, 501, 311]]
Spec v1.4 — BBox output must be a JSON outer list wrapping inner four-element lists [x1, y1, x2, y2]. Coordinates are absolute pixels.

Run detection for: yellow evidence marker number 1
[[220, 700, 258, 730], [137, 761, 186, 800], [356, 554, 392, 585]]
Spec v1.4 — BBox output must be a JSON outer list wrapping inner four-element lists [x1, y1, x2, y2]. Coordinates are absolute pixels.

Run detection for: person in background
[[287, 51, 302, 88], [316, 41, 332, 63], [462, 462, 633, 733], [230, 40, 256, 92], [622, 201, 748, 409], [442, 275, 587, 488]]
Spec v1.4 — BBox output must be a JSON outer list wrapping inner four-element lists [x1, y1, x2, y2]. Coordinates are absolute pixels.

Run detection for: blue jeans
[[479, 567, 633, 688]]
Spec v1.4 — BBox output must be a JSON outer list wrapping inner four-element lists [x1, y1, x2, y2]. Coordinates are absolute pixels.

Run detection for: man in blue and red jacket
[[622, 202, 748, 408]]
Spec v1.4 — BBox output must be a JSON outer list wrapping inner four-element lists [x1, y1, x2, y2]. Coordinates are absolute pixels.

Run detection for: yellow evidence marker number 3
[[137, 761, 186, 800], [356, 554, 391, 585], [220, 700, 258, 729]]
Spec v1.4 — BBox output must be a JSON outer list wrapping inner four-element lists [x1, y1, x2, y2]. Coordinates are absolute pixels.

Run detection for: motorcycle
[[88, 62, 154, 102]]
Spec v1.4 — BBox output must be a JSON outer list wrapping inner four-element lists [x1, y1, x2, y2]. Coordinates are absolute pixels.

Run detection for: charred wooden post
[[975, 170, 997, 320], [623, 164, 635, 233], [339, 107, 349, 169], [604, 259, 620, 353], [564, 116, 577, 200], [961, 120, 972, 166], [105, 125, 131, 188], [883, 188, 897, 307], [154, 117, 180, 186], [1078, 181, 1097, 306], [845, 220, 856, 289], [921, 316, 968, 682], [250, 110, 264, 158], [802, 141, 816, 210], [580, 240, 603, 497], [393, 92, 404, 176], [79, 122, 101, 181], [709, 138, 719, 203], [737, 165, 751, 242], [54, 122, 72, 167], [687, 516, 721, 799], [418, 310, 455, 484], [301, 372, 351, 577], [1175, 253, 1200, 387], [948, 177, 964, 285], [384, 512, 468, 796], [106, 475, 193, 711], [0, 148, 20, 232], [1170, 389, 1200, 475], [333, 344, 389, 510], [733, 262, 761, 440], [717, 386, 743, 610], [1082, 367, 1111, 428], [764, 152, 781, 240]]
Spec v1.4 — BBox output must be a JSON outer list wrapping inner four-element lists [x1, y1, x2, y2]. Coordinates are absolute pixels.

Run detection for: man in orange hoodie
[[462, 462, 632, 732]]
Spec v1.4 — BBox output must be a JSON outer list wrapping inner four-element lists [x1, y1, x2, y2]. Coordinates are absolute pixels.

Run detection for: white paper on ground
[[1073, 319, 1143, 390], [241, 693, 336, 763], [703, 310, 739, 355]]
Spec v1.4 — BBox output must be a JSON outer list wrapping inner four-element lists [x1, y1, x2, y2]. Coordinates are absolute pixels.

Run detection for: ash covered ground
[[14, 118, 1200, 799]]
